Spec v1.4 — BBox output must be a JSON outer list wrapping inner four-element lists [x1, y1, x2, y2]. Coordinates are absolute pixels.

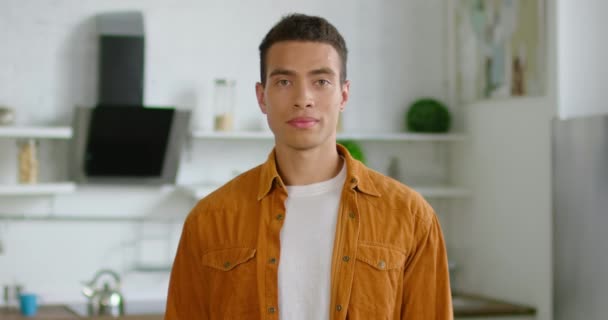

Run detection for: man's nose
[[293, 83, 313, 108]]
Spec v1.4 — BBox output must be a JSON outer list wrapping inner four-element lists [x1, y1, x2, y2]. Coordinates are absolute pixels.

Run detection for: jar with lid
[[17, 139, 39, 184], [213, 78, 236, 131]]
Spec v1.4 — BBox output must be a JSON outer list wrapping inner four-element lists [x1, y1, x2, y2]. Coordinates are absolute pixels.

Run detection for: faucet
[[82, 269, 125, 317]]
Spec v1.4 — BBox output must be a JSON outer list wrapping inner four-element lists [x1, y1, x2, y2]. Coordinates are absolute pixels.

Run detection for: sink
[[66, 300, 165, 317]]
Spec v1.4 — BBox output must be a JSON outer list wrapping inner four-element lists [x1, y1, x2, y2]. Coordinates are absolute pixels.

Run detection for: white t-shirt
[[278, 163, 346, 320]]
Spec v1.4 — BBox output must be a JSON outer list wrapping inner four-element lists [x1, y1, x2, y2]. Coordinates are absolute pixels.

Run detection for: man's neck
[[275, 142, 343, 186]]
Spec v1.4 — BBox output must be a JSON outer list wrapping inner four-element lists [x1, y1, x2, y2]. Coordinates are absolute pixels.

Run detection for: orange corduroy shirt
[[165, 144, 453, 320]]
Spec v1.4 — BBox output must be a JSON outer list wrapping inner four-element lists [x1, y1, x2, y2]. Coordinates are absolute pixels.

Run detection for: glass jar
[[213, 78, 236, 131], [17, 139, 39, 184]]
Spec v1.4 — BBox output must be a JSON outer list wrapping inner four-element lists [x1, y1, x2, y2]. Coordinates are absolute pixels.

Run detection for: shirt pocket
[[202, 247, 258, 319], [348, 243, 406, 320]]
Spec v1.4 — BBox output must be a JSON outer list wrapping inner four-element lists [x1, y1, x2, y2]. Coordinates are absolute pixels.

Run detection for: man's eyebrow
[[268, 68, 296, 77], [268, 67, 336, 78], [309, 67, 335, 76]]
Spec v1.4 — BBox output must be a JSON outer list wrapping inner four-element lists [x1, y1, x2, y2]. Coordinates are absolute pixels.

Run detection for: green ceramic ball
[[406, 98, 451, 133], [338, 140, 366, 164]]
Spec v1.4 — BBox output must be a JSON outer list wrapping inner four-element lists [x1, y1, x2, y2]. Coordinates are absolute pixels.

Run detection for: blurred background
[[0, 0, 605, 319]]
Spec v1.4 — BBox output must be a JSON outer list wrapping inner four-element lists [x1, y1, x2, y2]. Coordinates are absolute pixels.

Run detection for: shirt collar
[[257, 144, 381, 201]]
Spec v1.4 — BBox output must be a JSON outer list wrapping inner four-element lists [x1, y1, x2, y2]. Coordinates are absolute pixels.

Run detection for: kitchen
[[0, 1, 606, 319]]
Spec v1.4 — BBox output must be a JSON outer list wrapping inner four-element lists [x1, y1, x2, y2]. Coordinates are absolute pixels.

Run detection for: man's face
[[256, 41, 349, 152]]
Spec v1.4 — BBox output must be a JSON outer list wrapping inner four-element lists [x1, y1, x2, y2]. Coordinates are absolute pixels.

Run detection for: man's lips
[[287, 117, 319, 128]]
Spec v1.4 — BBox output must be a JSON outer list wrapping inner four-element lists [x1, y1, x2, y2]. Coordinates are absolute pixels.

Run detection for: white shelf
[[191, 130, 467, 142], [413, 186, 472, 198], [180, 184, 220, 199], [0, 182, 76, 196], [0, 126, 73, 139], [338, 132, 467, 142], [182, 184, 471, 200]]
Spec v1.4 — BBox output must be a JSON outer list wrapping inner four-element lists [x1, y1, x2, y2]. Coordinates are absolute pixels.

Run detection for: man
[[165, 13, 453, 320]]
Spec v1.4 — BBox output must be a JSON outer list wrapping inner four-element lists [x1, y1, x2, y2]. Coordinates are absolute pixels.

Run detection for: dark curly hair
[[258, 13, 348, 85]]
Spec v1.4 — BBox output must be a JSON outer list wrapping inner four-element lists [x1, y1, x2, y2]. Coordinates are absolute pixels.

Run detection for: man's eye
[[276, 79, 290, 86], [316, 79, 331, 86]]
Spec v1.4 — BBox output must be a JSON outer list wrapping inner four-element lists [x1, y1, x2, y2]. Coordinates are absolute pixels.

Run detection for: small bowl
[[0, 107, 15, 125]]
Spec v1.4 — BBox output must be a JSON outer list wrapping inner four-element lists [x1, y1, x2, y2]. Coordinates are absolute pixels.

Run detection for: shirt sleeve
[[165, 215, 205, 320], [401, 211, 453, 320]]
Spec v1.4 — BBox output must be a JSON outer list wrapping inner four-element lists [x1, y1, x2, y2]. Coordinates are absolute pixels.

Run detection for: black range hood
[[97, 11, 145, 106], [70, 106, 189, 185], [85, 107, 173, 177], [69, 12, 190, 185]]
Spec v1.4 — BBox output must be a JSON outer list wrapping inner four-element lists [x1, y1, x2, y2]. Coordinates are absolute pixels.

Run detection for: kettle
[[82, 269, 125, 317]]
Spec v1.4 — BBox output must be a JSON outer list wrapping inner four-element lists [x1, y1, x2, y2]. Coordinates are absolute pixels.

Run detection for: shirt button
[[342, 255, 350, 262], [350, 177, 357, 183], [336, 304, 343, 311], [377, 260, 386, 269], [348, 212, 356, 219], [223, 262, 231, 269], [276, 214, 284, 221], [268, 257, 277, 264], [268, 307, 276, 314]]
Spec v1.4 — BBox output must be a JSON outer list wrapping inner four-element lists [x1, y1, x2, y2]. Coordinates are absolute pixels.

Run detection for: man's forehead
[[266, 41, 341, 74], [268, 40, 334, 50]]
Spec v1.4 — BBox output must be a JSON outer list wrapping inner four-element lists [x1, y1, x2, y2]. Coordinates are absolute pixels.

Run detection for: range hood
[[70, 106, 190, 185], [69, 12, 190, 185]]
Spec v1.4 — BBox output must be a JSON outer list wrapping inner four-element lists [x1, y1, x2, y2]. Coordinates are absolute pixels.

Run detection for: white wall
[[557, 0, 608, 118], [449, 1, 557, 320], [0, 0, 448, 303]]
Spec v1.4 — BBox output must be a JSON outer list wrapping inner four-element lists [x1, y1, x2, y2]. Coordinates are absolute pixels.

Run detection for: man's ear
[[256, 82, 267, 114], [339, 80, 350, 112]]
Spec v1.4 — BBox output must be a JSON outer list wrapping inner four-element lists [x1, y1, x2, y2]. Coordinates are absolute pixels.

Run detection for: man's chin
[[280, 136, 336, 152], [283, 140, 316, 151]]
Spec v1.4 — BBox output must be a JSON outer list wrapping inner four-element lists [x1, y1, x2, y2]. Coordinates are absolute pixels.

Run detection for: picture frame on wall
[[453, 0, 546, 104]]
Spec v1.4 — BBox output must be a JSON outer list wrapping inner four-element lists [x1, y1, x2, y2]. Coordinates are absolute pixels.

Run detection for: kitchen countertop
[[453, 292, 536, 317], [0, 293, 535, 319], [1, 305, 76, 319], [0, 306, 162, 320], [76, 316, 161, 320]]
